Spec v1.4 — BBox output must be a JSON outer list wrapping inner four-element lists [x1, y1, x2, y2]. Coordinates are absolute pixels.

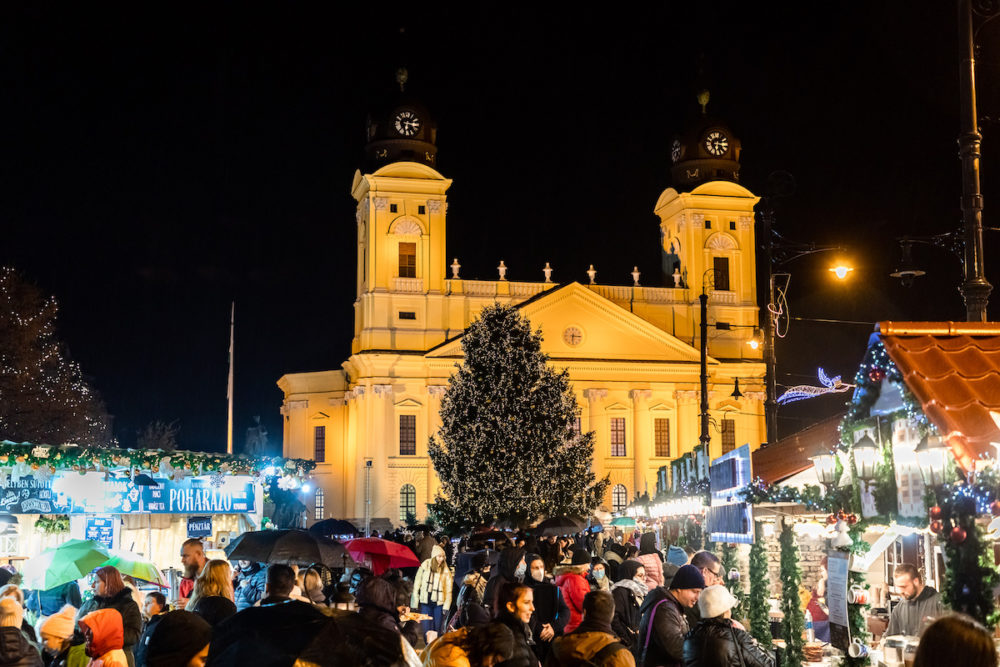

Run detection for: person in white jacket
[[411, 544, 453, 641]]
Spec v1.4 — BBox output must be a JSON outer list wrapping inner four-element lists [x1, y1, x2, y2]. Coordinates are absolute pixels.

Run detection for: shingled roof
[[879, 321, 1000, 471]]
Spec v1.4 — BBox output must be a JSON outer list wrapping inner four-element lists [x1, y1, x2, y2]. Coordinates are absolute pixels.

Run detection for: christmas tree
[[0, 267, 111, 446], [748, 522, 772, 647], [428, 303, 609, 531], [779, 522, 805, 667]]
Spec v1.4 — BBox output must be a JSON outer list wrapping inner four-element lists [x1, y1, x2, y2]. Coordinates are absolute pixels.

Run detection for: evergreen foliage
[[748, 523, 771, 647], [844, 524, 873, 667], [428, 304, 609, 531], [778, 523, 804, 667], [719, 542, 746, 621], [0, 267, 111, 446]]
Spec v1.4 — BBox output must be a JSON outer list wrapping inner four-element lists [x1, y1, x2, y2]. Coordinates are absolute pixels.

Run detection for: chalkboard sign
[[187, 516, 212, 538], [85, 516, 115, 550]]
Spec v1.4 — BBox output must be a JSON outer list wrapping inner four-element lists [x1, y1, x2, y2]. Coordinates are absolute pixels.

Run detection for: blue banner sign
[[0, 474, 256, 515], [187, 516, 213, 538], [85, 516, 115, 550]]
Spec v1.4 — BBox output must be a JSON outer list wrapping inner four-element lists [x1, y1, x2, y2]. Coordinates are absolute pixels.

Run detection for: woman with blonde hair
[[186, 559, 236, 627], [411, 544, 453, 641]]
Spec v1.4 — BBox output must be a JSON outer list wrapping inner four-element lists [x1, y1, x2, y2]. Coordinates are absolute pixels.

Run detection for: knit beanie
[[698, 584, 738, 619], [0, 598, 22, 628], [40, 604, 77, 639], [571, 548, 591, 566], [669, 564, 706, 590], [667, 545, 689, 567], [145, 610, 212, 667]]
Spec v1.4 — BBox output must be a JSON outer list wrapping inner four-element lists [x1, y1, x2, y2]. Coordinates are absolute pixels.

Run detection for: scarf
[[611, 577, 648, 603]]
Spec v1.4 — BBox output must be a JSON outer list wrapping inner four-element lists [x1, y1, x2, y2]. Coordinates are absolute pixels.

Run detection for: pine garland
[[935, 487, 1000, 627], [719, 542, 747, 622], [842, 524, 872, 667], [749, 522, 771, 647], [779, 522, 805, 667]]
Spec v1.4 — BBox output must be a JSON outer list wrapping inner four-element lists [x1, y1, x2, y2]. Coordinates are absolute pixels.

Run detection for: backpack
[[575, 640, 628, 667]]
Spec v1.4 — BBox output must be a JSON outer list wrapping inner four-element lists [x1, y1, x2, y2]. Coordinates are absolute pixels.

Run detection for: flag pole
[[227, 302, 234, 455]]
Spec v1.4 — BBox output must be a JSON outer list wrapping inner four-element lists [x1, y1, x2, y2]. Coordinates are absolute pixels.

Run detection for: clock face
[[394, 110, 421, 137], [704, 131, 729, 156], [563, 327, 583, 347], [671, 139, 682, 163]]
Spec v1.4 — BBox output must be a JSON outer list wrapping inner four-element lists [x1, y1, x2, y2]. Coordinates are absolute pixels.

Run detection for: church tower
[[351, 69, 452, 354]]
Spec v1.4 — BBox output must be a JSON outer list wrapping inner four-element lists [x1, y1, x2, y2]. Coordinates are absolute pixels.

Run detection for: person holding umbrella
[[411, 545, 452, 641], [74, 567, 141, 667]]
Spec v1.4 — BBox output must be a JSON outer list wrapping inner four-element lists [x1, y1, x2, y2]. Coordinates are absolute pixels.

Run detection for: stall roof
[[879, 321, 1000, 470], [752, 414, 843, 484]]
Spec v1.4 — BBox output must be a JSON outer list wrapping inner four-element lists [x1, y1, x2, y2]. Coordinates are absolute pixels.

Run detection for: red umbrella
[[344, 538, 420, 575]]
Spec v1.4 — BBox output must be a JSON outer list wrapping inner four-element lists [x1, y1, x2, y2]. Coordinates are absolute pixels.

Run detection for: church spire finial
[[697, 89, 710, 115], [396, 67, 408, 93]]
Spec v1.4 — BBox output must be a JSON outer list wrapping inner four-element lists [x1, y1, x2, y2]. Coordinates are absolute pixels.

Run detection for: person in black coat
[[523, 553, 567, 664], [0, 598, 42, 667], [483, 548, 525, 615], [611, 559, 647, 658], [452, 554, 492, 630], [494, 582, 536, 667], [683, 585, 774, 667], [74, 567, 141, 667]]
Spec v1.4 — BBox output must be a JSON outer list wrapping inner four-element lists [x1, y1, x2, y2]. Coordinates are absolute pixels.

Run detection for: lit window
[[612, 484, 628, 512], [721, 418, 736, 454], [399, 242, 416, 278], [399, 415, 416, 456], [713, 256, 730, 291], [610, 418, 626, 457], [400, 484, 417, 523], [314, 488, 325, 520], [313, 426, 325, 463], [654, 418, 670, 457]]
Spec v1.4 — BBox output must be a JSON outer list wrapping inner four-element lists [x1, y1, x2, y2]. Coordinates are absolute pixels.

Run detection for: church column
[[630, 390, 652, 496], [584, 388, 608, 498], [348, 387, 367, 521], [427, 385, 448, 511], [371, 384, 394, 522], [674, 390, 699, 457]]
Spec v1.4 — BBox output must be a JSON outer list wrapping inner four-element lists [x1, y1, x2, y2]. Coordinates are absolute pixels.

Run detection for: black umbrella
[[225, 529, 358, 568], [205, 597, 330, 667], [405, 523, 435, 533], [466, 530, 512, 550], [295, 611, 404, 666], [307, 518, 359, 537], [531, 515, 586, 537]]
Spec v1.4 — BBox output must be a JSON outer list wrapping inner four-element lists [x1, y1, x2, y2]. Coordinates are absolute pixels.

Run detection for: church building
[[279, 82, 768, 527]]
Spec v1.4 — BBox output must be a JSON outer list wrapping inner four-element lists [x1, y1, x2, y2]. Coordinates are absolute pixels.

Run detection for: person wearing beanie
[[411, 544, 453, 640], [636, 564, 705, 667], [79, 608, 127, 667], [611, 560, 647, 658], [39, 605, 76, 667], [666, 546, 689, 569], [553, 549, 591, 633], [588, 557, 611, 592], [0, 597, 42, 667], [683, 585, 774, 667], [549, 591, 634, 666], [141, 610, 210, 667]]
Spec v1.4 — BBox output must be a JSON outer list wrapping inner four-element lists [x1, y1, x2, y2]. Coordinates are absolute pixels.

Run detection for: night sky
[[3, 4, 999, 451]]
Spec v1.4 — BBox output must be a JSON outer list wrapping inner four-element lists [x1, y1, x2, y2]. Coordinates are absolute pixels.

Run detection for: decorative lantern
[[809, 452, 838, 488], [852, 434, 879, 483], [914, 434, 950, 487]]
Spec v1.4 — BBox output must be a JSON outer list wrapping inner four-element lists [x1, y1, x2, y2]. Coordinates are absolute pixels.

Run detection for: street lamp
[[852, 434, 879, 483], [809, 452, 838, 489], [914, 433, 951, 487], [829, 264, 854, 280]]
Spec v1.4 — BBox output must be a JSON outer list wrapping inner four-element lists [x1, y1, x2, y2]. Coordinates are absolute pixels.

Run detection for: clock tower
[[669, 91, 741, 190], [364, 68, 438, 171]]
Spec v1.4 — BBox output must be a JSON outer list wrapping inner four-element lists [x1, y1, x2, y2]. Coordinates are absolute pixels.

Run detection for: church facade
[[279, 88, 767, 526]]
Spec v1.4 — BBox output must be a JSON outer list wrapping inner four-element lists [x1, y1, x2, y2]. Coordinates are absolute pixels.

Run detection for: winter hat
[[669, 564, 706, 590], [470, 552, 489, 571], [571, 548, 591, 566], [40, 604, 77, 639], [667, 545, 689, 567], [698, 584, 738, 619], [145, 610, 212, 667], [618, 559, 643, 582], [0, 598, 22, 628]]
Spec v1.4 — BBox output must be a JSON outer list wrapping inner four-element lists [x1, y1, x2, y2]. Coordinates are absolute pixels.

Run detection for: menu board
[[827, 550, 851, 651], [85, 516, 116, 550]]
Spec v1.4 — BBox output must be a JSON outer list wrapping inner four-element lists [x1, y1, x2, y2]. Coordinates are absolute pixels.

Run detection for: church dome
[[364, 68, 438, 171], [669, 92, 741, 189]]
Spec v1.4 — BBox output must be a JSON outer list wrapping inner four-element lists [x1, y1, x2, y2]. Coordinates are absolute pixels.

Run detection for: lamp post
[[914, 433, 951, 487], [809, 452, 838, 490]]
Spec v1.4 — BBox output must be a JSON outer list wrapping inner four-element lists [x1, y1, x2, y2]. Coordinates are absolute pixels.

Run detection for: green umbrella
[[610, 516, 636, 527], [102, 551, 167, 587], [22, 539, 111, 590]]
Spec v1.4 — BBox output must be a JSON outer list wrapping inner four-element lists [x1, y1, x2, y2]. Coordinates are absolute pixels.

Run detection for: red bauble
[[950, 525, 967, 544], [847, 514, 858, 525], [991, 501, 1000, 517], [930, 520, 943, 533], [826, 514, 838, 525], [868, 368, 886, 382], [929, 505, 943, 520]]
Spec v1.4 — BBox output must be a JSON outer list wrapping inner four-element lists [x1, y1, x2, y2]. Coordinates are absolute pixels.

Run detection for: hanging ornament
[[950, 525, 967, 544], [826, 514, 838, 525], [990, 501, 1000, 517], [930, 505, 943, 520], [868, 368, 886, 383], [929, 519, 943, 533], [846, 513, 858, 525]]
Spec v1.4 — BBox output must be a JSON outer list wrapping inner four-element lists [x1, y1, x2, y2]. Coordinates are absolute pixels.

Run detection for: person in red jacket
[[554, 549, 591, 633]]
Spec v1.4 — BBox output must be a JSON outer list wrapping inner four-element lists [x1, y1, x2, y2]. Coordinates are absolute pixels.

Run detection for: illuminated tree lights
[[428, 304, 609, 532]]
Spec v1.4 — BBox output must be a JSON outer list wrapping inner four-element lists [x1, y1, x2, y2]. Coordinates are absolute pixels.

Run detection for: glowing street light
[[829, 263, 854, 280]]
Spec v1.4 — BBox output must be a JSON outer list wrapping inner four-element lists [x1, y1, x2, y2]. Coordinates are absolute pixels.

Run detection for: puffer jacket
[[422, 627, 474, 667], [235, 565, 267, 611], [553, 565, 590, 634], [75, 589, 141, 667], [412, 545, 453, 610], [79, 609, 128, 667], [637, 588, 686, 667], [0, 626, 42, 667], [683, 617, 774, 667], [549, 630, 635, 667]]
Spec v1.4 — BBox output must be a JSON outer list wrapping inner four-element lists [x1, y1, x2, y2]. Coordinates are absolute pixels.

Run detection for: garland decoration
[[719, 542, 747, 621], [748, 522, 771, 647], [779, 521, 805, 667], [35, 514, 69, 534], [841, 523, 872, 667]]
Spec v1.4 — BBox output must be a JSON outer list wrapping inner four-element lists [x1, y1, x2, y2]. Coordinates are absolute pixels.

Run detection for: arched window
[[399, 484, 417, 523], [612, 484, 628, 512], [314, 488, 325, 520]]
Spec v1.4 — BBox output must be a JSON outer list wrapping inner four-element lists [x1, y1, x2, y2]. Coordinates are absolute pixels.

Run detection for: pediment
[[394, 398, 423, 408], [650, 402, 674, 412], [426, 282, 709, 364], [310, 411, 330, 419], [606, 402, 628, 411]]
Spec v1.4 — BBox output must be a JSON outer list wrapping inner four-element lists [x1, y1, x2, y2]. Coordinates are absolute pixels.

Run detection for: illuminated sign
[[0, 474, 257, 515], [708, 444, 754, 544]]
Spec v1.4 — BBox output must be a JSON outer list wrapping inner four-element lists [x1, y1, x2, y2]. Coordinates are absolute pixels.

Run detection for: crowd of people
[[0, 529, 992, 666]]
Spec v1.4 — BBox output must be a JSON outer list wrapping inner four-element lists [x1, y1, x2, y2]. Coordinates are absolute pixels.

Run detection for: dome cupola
[[669, 91, 741, 189], [364, 68, 438, 171]]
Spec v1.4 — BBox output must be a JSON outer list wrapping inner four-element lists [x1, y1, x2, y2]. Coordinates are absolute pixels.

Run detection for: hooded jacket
[[79, 609, 128, 667], [637, 587, 687, 667], [412, 545, 453, 609], [683, 617, 774, 667], [523, 556, 568, 664], [635, 534, 664, 592], [0, 626, 42, 667], [75, 589, 140, 667], [356, 577, 402, 636], [483, 548, 525, 614], [553, 565, 590, 634]]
